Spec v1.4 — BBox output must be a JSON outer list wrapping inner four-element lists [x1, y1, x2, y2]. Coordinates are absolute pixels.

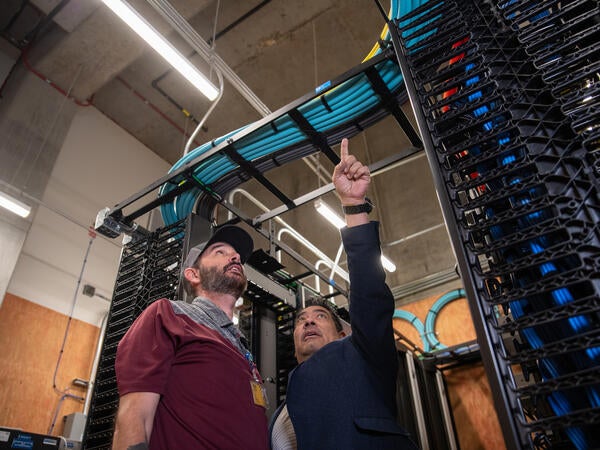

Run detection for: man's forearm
[[112, 392, 159, 450], [343, 211, 369, 228], [112, 422, 149, 450]]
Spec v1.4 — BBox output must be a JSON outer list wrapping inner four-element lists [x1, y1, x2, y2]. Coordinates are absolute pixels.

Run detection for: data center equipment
[[82, 218, 187, 449], [0, 427, 61, 450], [396, 348, 461, 450], [389, 1, 600, 448]]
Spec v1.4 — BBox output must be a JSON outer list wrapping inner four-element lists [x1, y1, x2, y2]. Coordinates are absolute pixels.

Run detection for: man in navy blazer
[[270, 139, 419, 449]]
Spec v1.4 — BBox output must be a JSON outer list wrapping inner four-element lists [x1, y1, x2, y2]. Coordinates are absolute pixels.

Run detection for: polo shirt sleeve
[[115, 299, 177, 396]]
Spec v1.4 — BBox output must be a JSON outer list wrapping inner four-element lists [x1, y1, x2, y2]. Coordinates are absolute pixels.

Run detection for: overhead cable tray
[[94, 0, 429, 239]]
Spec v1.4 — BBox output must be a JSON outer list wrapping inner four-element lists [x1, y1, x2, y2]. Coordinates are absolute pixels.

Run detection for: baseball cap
[[183, 225, 254, 269]]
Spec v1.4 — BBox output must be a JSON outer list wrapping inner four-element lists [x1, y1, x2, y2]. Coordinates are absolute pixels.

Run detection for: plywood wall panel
[[394, 288, 505, 449], [394, 289, 475, 350], [0, 293, 99, 436], [445, 364, 507, 450]]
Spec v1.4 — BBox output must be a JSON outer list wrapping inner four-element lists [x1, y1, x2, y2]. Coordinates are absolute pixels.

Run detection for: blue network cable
[[158, 0, 432, 226]]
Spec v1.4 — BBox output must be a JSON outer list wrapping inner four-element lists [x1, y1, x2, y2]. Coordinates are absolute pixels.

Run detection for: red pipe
[[21, 46, 93, 107], [116, 76, 201, 148], [19, 47, 202, 149]]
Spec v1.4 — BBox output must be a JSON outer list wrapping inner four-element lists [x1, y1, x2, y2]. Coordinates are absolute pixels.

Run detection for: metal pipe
[[184, 68, 224, 155], [277, 228, 348, 282], [384, 223, 446, 247], [252, 222, 348, 297], [315, 260, 336, 295], [146, 0, 271, 117], [84, 311, 109, 415], [313, 261, 323, 292], [329, 243, 344, 285], [227, 188, 349, 281]]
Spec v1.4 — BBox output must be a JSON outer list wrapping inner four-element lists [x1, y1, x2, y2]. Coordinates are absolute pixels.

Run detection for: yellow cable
[[363, 2, 393, 62]]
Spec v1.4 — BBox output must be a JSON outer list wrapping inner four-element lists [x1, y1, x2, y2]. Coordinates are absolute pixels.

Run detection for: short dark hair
[[297, 297, 343, 333]]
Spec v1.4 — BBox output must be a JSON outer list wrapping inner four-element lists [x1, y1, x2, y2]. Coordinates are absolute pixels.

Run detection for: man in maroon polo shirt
[[112, 225, 268, 450]]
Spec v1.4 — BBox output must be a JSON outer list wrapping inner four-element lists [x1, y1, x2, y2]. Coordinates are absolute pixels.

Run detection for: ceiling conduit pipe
[[315, 260, 337, 295], [329, 243, 344, 288], [184, 68, 224, 155], [226, 188, 349, 282], [146, 0, 271, 117], [147, 0, 330, 184], [277, 227, 349, 282]]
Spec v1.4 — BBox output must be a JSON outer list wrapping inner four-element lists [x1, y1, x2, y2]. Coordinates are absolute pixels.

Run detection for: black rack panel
[[391, 1, 599, 448], [82, 220, 186, 450], [244, 282, 298, 406]]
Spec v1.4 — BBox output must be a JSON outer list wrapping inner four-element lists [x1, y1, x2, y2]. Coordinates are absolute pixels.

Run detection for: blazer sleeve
[[341, 221, 398, 373]]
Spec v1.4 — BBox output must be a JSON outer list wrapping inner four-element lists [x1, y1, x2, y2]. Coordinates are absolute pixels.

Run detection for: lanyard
[[245, 350, 263, 383]]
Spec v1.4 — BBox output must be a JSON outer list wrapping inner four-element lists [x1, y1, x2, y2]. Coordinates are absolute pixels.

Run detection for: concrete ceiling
[[0, 0, 460, 302], [19, 0, 390, 164]]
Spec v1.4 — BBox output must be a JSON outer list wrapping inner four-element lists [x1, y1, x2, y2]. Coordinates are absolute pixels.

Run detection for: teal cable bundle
[[392, 309, 431, 353], [158, 0, 430, 226], [424, 288, 466, 351]]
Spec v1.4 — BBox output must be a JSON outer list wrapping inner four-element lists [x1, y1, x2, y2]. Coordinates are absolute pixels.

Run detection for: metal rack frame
[[387, 0, 600, 448], [94, 49, 424, 297], [94, 50, 421, 232]]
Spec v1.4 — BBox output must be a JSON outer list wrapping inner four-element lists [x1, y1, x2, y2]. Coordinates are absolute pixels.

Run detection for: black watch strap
[[342, 198, 373, 215]]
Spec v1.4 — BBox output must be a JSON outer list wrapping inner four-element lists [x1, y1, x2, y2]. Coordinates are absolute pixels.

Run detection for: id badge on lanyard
[[245, 351, 269, 408]]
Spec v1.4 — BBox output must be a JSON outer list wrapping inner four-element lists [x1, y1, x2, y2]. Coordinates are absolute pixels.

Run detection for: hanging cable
[[48, 229, 95, 432], [184, 68, 224, 156]]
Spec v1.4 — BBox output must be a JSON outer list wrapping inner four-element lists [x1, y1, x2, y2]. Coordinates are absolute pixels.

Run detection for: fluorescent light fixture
[[315, 199, 396, 272], [0, 191, 31, 218], [101, 0, 219, 100], [314, 199, 346, 229]]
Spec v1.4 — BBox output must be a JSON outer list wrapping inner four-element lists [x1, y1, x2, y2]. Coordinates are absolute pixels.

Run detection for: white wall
[[7, 106, 171, 326], [0, 216, 28, 304]]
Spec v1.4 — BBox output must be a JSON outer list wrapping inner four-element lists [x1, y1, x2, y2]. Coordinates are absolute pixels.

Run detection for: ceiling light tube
[[314, 199, 346, 229], [101, 0, 219, 100], [0, 191, 31, 218], [315, 199, 396, 272]]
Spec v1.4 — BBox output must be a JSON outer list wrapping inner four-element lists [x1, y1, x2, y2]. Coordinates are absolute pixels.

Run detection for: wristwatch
[[342, 198, 373, 215]]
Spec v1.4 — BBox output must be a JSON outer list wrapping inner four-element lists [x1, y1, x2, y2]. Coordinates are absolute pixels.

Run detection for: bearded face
[[196, 261, 247, 298]]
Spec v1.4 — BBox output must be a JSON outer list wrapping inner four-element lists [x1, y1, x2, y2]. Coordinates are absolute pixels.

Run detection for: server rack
[[242, 262, 298, 411], [82, 219, 186, 449], [388, 1, 599, 448], [395, 346, 460, 450]]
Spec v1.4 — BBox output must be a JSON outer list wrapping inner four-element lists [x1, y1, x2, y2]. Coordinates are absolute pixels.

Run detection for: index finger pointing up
[[340, 138, 349, 161]]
